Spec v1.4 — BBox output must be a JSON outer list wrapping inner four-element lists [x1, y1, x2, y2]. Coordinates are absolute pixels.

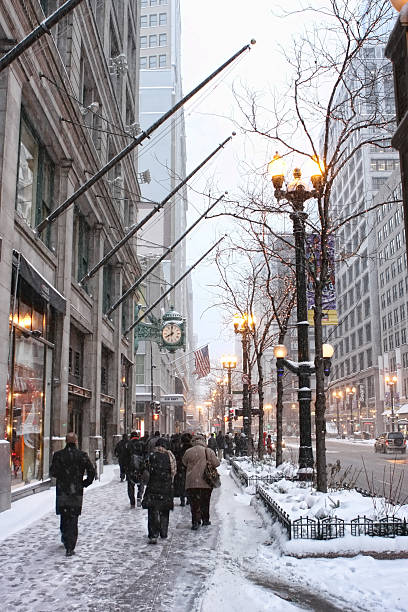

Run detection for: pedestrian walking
[[50, 432, 95, 557], [240, 433, 248, 456], [266, 434, 273, 456], [216, 431, 225, 460], [142, 437, 176, 544], [147, 430, 161, 454], [114, 433, 128, 481], [234, 433, 241, 457], [171, 432, 192, 506], [207, 432, 217, 453], [124, 431, 147, 508], [183, 433, 220, 530], [225, 433, 234, 459]]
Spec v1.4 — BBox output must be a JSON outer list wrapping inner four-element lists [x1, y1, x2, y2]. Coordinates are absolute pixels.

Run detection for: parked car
[[374, 432, 406, 454], [271, 435, 286, 450]]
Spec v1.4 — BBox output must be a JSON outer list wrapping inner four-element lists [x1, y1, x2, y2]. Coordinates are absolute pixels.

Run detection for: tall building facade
[[0, 0, 143, 511], [136, 0, 193, 432], [329, 39, 402, 436]]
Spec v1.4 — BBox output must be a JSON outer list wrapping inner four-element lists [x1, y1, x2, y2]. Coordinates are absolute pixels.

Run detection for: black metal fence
[[230, 461, 408, 540]]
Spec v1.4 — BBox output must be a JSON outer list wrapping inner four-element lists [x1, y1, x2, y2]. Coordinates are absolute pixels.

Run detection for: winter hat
[[192, 433, 206, 444]]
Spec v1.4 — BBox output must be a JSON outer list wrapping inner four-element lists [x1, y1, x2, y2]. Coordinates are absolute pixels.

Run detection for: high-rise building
[[329, 40, 401, 436], [136, 0, 193, 431]]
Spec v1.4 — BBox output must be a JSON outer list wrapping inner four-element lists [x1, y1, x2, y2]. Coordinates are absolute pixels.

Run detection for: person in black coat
[[208, 433, 217, 452], [114, 433, 128, 481], [50, 432, 95, 557], [142, 437, 176, 543], [123, 431, 147, 508], [171, 432, 192, 506]]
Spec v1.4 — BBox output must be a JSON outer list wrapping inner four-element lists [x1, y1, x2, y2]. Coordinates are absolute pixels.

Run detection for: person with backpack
[[123, 431, 147, 508], [142, 437, 176, 543]]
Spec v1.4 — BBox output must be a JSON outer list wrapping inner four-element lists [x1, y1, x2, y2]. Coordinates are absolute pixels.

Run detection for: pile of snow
[[233, 458, 298, 479], [260, 478, 408, 523]]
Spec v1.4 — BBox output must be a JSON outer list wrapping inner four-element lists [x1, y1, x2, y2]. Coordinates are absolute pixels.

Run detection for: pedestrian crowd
[[49, 429, 254, 555]]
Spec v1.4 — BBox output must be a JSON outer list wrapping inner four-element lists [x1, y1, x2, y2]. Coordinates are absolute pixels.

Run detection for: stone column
[[0, 66, 22, 511], [52, 160, 74, 451]]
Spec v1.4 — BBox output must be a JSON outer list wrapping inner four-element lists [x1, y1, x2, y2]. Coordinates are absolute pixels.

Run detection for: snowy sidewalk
[[1, 463, 408, 611]]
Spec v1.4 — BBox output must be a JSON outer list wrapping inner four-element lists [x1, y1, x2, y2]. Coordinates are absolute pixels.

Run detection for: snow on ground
[[1, 462, 408, 611], [0, 465, 116, 543]]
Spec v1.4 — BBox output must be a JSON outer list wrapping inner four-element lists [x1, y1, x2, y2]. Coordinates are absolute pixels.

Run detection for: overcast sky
[[180, 1, 313, 368]]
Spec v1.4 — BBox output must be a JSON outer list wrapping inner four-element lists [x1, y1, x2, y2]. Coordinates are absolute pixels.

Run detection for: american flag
[[194, 345, 211, 379]]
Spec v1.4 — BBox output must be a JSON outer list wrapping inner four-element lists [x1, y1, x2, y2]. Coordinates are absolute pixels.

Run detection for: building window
[[380, 272, 384, 287], [390, 239, 395, 256], [140, 56, 147, 68], [373, 176, 387, 190], [150, 0, 157, 5], [366, 348, 373, 367], [388, 312, 393, 328], [363, 275, 369, 293], [159, 54, 166, 67], [399, 280, 404, 298], [396, 233, 402, 250], [150, 13, 157, 26], [403, 353, 408, 368], [69, 347, 73, 374], [352, 355, 357, 372], [359, 352, 365, 371], [140, 36, 147, 48], [403, 328, 407, 344], [385, 267, 390, 283], [141, 0, 148, 6], [16, 114, 54, 245], [384, 338, 388, 352], [357, 305, 362, 323], [365, 323, 372, 342], [364, 298, 370, 317], [381, 294, 386, 309], [389, 334, 394, 349], [135, 354, 145, 384], [370, 158, 399, 172], [386, 289, 391, 306], [394, 308, 399, 324], [398, 256, 403, 273], [401, 304, 406, 320], [149, 55, 157, 68], [351, 332, 356, 350], [382, 316, 387, 332], [159, 0, 168, 4], [159, 12, 167, 25], [367, 376, 375, 398], [393, 285, 398, 301], [103, 266, 113, 313], [159, 33, 167, 46], [358, 327, 364, 344], [396, 331, 401, 347], [140, 15, 148, 27], [345, 337, 350, 353], [149, 34, 157, 47], [72, 209, 90, 283]]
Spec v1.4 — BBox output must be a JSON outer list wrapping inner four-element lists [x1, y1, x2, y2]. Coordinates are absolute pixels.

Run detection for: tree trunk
[[276, 373, 284, 467], [257, 354, 265, 459], [314, 231, 329, 493]]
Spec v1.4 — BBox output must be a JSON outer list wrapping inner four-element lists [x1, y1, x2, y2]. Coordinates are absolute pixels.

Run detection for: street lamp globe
[[273, 345, 288, 359], [267, 152, 286, 189], [390, 0, 408, 11], [322, 343, 334, 358]]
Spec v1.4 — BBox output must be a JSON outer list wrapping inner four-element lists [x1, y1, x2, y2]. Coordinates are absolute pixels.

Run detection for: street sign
[[232, 390, 243, 395], [242, 374, 250, 384], [250, 384, 258, 394]]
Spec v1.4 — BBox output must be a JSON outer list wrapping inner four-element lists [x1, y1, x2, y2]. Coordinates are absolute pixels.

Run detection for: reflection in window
[[16, 116, 54, 245]]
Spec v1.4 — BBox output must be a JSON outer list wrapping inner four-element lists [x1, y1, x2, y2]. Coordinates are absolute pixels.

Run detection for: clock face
[[162, 323, 182, 345]]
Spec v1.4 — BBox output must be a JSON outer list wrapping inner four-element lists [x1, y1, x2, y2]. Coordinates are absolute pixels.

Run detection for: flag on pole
[[194, 345, 211, 379]]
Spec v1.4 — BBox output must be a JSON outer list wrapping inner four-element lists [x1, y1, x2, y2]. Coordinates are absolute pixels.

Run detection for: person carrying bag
[[182, 434, 220, 530]]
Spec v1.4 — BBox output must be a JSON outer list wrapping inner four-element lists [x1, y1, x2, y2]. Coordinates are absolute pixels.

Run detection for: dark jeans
[[148, 508, 170, 539], [60, 508, 78, 551], [119, 461, 126, 480], [187, 488, 212, 525], [127, 480, 145, 505]]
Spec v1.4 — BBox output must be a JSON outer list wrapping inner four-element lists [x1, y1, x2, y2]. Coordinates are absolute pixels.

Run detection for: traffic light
[[228, 408, 234, 421], [224, 415, 228, 423], [151, 401, 161, 420]]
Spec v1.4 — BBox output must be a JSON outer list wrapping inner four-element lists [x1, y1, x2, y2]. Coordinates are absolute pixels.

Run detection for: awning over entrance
[[12, 250, 66, 314]]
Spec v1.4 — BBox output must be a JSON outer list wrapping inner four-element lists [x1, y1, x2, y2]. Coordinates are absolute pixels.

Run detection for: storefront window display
[[7, 282, 54, 487]]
